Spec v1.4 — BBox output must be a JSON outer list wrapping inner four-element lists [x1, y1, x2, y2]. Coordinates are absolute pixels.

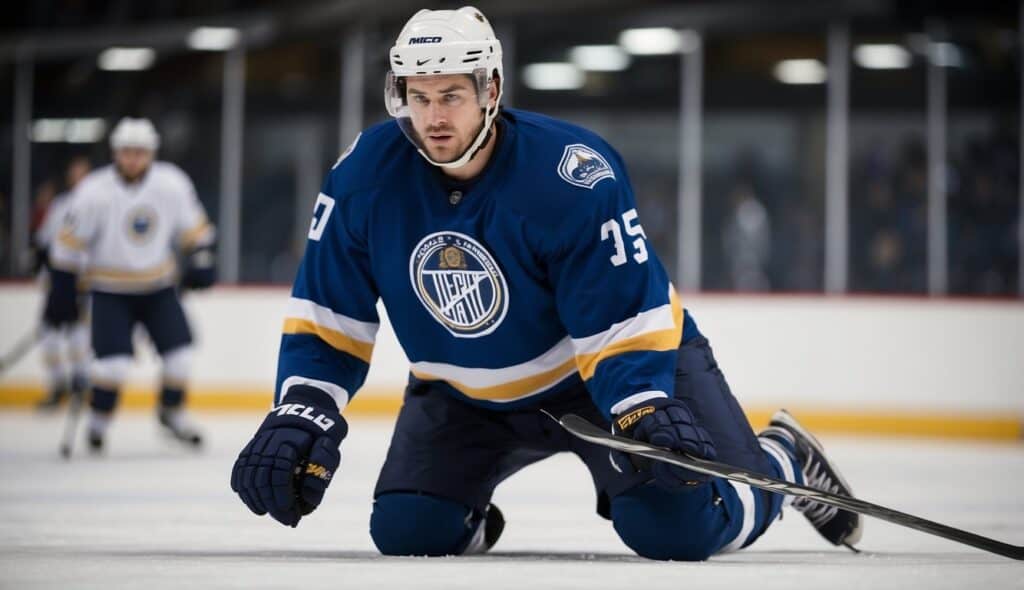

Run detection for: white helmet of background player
[[385, 6, 503, 169], [109, 117, 160, 152]]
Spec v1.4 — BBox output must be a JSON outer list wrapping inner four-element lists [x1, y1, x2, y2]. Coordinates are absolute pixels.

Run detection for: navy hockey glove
[[230, 386, 348, 527], [43, 268, 79, 326], [32, 245, 49, 274], [612, 397, 717, 491], [180, 246, 216, 290]]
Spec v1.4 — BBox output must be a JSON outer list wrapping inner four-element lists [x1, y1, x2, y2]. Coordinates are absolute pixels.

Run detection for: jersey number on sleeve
[[308, 193, 335, 241], [600, 208, 649, 267]]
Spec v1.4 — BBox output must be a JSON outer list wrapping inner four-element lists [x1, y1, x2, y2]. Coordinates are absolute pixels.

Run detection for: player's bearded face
[[405, 75, 488, 164], [114, 147, 154, 183]]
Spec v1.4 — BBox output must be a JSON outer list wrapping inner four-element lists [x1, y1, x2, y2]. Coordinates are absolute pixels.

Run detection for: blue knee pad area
[[370, 493, 474, 556], [611, 481, 739, 561]]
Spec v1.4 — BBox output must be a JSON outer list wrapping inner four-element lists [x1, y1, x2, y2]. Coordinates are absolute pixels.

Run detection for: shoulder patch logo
[[409, 232, 509, 338], [557, 143, 615, 189]]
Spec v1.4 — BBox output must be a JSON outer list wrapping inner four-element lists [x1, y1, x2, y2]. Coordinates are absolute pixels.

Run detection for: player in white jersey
[[34, 156, 93, 409], [46, 118, 216, 452]]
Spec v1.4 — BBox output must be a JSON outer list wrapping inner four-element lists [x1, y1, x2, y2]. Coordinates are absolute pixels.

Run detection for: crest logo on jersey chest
[[124, 204, 158, 244], [557, 143, 615, 189], [409, 231, 509, 338]]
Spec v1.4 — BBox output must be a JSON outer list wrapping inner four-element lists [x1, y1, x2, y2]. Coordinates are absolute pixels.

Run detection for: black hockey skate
[[462, 504, 505, 554], [759, 409, 863, 549], [86, 430, 104, 454], [158, 407, 203, 448], [36, 385, 68, 411]]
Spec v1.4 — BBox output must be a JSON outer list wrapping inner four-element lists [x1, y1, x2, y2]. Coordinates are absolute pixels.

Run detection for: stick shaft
[[557, 413, 1024, 560], [59, 388, 86, 459], [0, 327, 38, 373]]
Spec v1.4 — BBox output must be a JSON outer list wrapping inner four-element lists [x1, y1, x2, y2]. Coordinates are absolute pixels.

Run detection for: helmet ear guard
[[384, 72, 405, 117]]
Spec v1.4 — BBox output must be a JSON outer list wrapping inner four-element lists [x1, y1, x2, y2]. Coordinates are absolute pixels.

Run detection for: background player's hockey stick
[[59, 385, 86, 459], [0, 327, 39, 375], [545, 411, 1024, 561]]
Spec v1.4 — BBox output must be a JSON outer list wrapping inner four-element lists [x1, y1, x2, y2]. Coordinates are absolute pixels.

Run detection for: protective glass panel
[[848, 29, 929, 293], [946, 25, 1020, 295], [703, 32, 827, 292]]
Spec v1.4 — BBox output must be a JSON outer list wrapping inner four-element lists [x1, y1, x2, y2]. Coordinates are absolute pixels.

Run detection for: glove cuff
[[262, 385, 348, 445], [613, 396, 692, 435]]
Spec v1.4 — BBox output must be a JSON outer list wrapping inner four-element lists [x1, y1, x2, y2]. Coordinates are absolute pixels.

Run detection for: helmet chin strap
[[418, 101, 500, 170]]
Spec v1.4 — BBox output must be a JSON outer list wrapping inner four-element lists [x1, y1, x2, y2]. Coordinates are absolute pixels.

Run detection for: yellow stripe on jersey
[[87, 258, 177, 283], [282, 318, 375, 363], [57, 229, 86, 251], [411, 357, 578, 401], [574, 288, 683, 381]]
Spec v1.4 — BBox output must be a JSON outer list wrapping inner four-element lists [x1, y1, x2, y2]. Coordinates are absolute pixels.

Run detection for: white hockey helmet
[[109, 117, 160, 151], [385, 6, 503, 169]]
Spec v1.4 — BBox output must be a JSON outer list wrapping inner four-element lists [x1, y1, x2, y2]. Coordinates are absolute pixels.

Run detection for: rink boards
[[1, 283, 1021, 440]]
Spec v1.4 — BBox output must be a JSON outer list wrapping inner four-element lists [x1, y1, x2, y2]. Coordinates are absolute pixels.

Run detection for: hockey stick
[[59, 385, 86, 459], [0, 327, 39, 375], [545, 411, 1024, 561]]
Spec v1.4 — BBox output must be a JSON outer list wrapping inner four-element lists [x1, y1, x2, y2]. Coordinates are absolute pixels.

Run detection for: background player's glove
[[611, 396, 717, 491], [42, 268, 79, 326], [180, 245, 216, 290], [230, 386, 348, 527], [31, 245, 49, 274]]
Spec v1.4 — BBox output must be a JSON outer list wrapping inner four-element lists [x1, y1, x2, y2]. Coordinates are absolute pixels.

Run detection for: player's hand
[[179, 267, 215, 290], [230, 386, 347, 527], [31, 245, 49, 274], [180, 246, 216, 290], [612, 396, 716, 491]]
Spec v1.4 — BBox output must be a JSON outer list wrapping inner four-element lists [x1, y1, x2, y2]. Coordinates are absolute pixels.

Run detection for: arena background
[[1, 0, 1021, 439]]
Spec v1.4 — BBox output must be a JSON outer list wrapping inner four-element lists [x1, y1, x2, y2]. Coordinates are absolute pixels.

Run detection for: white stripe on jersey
[[571, 284, 682, 381], [571, 284, 679, 356], [284, 297, 379, 344], [410, 337, 579, 402]]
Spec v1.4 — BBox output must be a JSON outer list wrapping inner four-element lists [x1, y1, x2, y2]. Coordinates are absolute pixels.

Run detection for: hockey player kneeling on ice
[[230, 6, 862, 559], [46, 117, 215, 452]]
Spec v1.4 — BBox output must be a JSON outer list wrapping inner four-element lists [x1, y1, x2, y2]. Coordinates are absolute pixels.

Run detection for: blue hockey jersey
[[276, 108, 699, 419]]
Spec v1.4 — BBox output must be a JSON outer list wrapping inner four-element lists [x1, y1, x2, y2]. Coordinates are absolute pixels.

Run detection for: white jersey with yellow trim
[[277, 108, 700, 419], [49, 162, 214, 294]]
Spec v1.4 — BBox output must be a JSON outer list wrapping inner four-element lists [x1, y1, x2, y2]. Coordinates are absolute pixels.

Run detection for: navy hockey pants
[[91, 288, 192, 357], [89, 288, 193, 412], [370, 334, 789, 560]]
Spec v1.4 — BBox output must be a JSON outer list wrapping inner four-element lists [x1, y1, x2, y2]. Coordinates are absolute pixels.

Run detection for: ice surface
[[1, 411, 1022, 589]]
